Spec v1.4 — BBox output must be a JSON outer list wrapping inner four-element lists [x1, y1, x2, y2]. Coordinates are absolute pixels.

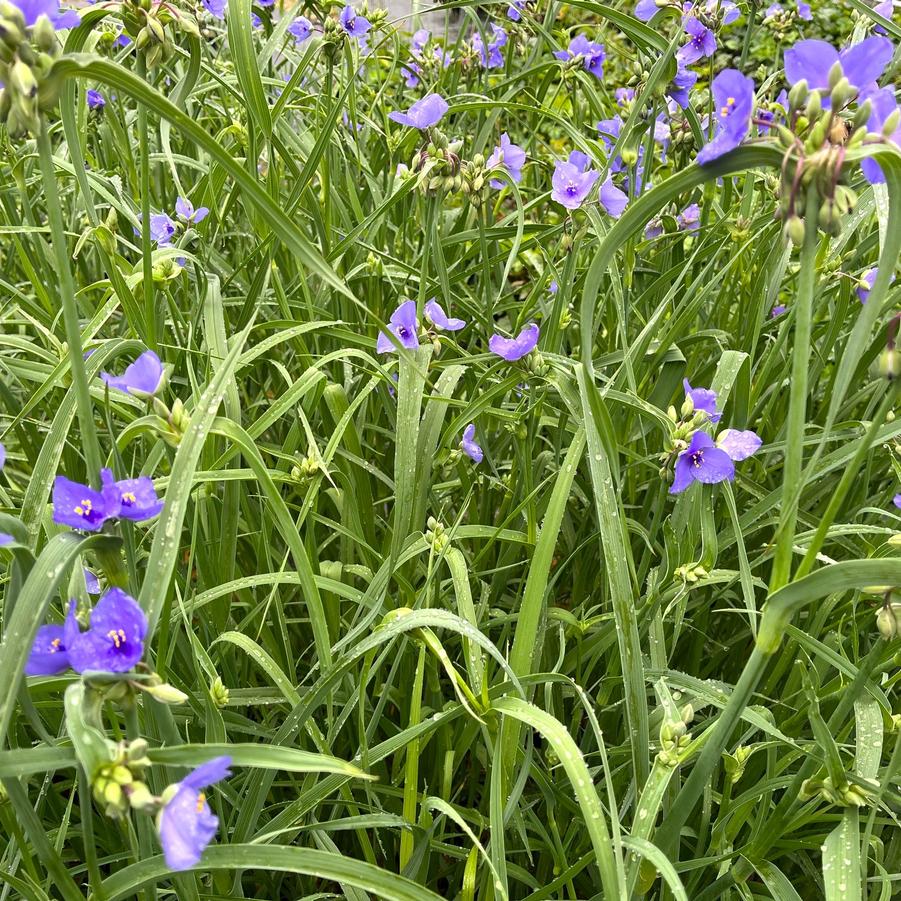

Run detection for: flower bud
[[141, 680, 189, 704], [805, 91, 821, 121], [829, 77, 856, 111], [827, 61, 844, 90], [882, 108, 900, 139], [788, 78, 808, 110], [877, 348, 900, 381], [210, 675, 229, 708], [876, 604, 898, 639], [125, 781, 154, 811], [784, 215, 805, 247]]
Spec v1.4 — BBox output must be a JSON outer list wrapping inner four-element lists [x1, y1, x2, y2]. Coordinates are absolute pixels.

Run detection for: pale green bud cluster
[[119, 0, 199, 69], [91, 740, 154, 818], [410, 130, 464, 196], [425, 516, 449, 553], [210, 675, 230, 708], [152, 396, 190, 447], [800, 775, 873, 808], [657, 704, 693, 766], [723, 745, 752, 784]]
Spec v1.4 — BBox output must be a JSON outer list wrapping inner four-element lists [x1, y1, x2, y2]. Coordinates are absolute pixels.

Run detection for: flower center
[[566, 182, 579, 196], [106, 628, 127, 649], [690, 450, 705, 468], [74, 499, 93, 518], [50, 637, 62, 653], [397, 326, 411, 339], [196, 791, 207, 813], [122, 491, 137, 506], [720, 96, 736, 118]]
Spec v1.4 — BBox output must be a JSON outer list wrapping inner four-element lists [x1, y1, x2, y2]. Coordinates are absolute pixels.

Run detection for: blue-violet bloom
[[425, 299, 466, 331], [100, 468, 163, 522], [489, 323, 539, 361], [377, 301, 420, 353], [696, 68, 755, 165], [388, 93, 448, 129], [101, 349, 164, 397], [461, 424, 483, 463], [65, 589, 148, 674], [684, 378, 721, 421]]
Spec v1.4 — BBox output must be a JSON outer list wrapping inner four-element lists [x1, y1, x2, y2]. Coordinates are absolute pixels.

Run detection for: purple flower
[[860, 87, 901, 184], [677, 202, 701, 231], [597, 115, 625, 171], [856, 267, 895, 303], [716, 428, 762, 460], [551, 153, 599, 209], [489, 323, 539, 361], [771, 304, 787, 317], [175, 197, 209, 224], [401, 60, 422, 88], [784, 37, 893, 94], [670, 431, 735, 494], [388, 93, 448, 129], [149, 213, 176, 246], [677, 18, 716, 66], [100, 468, 163, 522], [65, 589, 147, 674], [599, 177, 629, 218], [486, 133, 526, 188], [645, 217, 664, 239], [86, 89, 105, 110], [696, 69, 755, 165], [338, 5, 370, 38], [202, 0, 225, 15], [25, 624, 70, 676], [894, 493, 901, 509], [796, 0, 812, 19], [11, 0, 75, 28], [377, 301, 420, 353], [52, 476, 117, 531], [288, 16, 312, 43], [100, 349, 164, 397], [84, 568, 101, 594], [251, 11, 261, 27], [507, 0, 529, 19], [114, 33, 132, 46], [668, 65, 698, 108], [461, 424, 483, 463], [425, 299, 465, 331], [553, 34, 605, 78], [411, 27, 429, 54], [472, 23, 507, 68], [684, 378, 721, 422], [549, 280, 559, 294], [0, 534, 12, 546], [0, 442, 5, 470], [634, 0, 659, 19], [708, 0, 740, 24], [158, 757, 232, 871]]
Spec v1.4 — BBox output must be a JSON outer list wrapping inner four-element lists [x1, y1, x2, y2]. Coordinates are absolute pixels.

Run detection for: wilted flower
[[86, 89, 105, 110], [377, 301, 419, 352], [784, 37, 893, 95], [175, 197, 209, 225], [696, 69, 755, 165], [425, 299, 466, 331], [158, 757, 232, 871], [599, 177, 629, 218], [101, 349, 165, 397], [461, 424, 483, 463], [552, 151, 600, 209], [486, 133, 526, 188], [99, 468, 163, 522], [489, 323, 539, 361], [553, 34, 605, 78], [677, 18, 716, 66], [683, 378, 721, 421], [472, 23, 507, 68], [388, 93, 448, 129], [338, 5, 370, 38], [65, 589, 148, 674]]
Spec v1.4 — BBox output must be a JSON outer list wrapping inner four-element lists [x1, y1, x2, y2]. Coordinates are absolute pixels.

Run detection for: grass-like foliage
[[0, 0, 900, 897]]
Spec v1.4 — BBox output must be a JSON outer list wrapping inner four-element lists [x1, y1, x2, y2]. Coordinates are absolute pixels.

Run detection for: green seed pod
[[805, 91, 821, 121], [877, 604, 899, 639], [787, 78, 808, 110], [9, 58, 36, 98], [784, 215, 806, 247]]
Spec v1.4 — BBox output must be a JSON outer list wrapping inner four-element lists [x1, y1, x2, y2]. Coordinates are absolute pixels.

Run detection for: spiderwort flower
[[772, 304, 787, 317], [553, 34, 606, 78], [489, 323, 539, 361], [388, 93, 448, 129], [158, 757, 232, 871], [25, 624, 70, 675], [100, 349, 165, 397], [472, 23, 507, 68], [486, 133, 526, 188], [856, 267, 895, 303], [86, 89, 105, 110], [11, 0, 77, 28], [551, 152, 600, 210], [84, 569, 101, 594], [377, 301, 420, 353], [339, 5, 370, 38], [668, 65, 698, 108], [894, 493, 901, 509], [461, 424, 483, 463], [175, 197, 209, 225], [149, 214, 176, 246], [684, 378, 721, 422], [202, 0, 225, 15], [670, 431, 734, 493], [716, 428, 762, 460], [784, 37, 893, 95], [100, 469, 163, 522], [508, 0, 529, 19], [860, 87, 901, 184], [599, 177, 629, 218], [52, 476, 116, 531], [65, 589, 148, 674], [677, 18, 716, 66], [288, 16, 313, 44], [425, 299, 466, 331], [0, 534, 12, 546], [696, 69, 755, 165], [677, 202, 701, 231]]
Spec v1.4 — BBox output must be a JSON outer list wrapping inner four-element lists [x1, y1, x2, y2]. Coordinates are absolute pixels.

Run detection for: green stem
[[770, 190, 819, 590], [136, 54, 156, 349], [36, 119, 102, 482]]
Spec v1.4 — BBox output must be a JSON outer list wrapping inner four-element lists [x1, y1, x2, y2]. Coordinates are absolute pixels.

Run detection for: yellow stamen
[[74, 499, 93, 516], [50, 638, 61, 652], [122, 492, 137, 504], [106, 628, 127, 648], [196, 791, 206, 813]]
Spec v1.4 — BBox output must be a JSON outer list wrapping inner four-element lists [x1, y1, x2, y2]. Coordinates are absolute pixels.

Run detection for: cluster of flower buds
[[75, 207, 119, 259], [763, 3, 806, 35], [210, 675, 229, 708], [659, 396, 715, 475], [407, 129, 464, 195], [657, 703, 693, 767], [425, 516, 449, 553], [674, 562, 708, 584], [152, 396, 190, 447], [800, 773, 873, 807], [722, 744, 752, 784], [119, 0, 199, 67], [291, 450, 321, 481], [460, 152, 490, 204], [0, 2, 63, 137], [92, 739, 154, 818]]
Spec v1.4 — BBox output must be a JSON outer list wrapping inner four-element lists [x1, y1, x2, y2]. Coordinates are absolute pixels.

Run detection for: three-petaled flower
[[697, 69, 755, 165], [101, 349, 165, 397], [551, 151, 599, 210], [670, 428, 761, 494]]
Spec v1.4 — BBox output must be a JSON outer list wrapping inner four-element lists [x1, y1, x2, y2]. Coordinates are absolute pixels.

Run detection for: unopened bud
[[788, 79, 809, 110], [784, 215, 805, 247], [876, 604, 898, 639]]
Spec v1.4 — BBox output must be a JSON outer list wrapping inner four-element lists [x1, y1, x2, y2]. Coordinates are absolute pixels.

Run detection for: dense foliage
[[0, 0, 899, 897]]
